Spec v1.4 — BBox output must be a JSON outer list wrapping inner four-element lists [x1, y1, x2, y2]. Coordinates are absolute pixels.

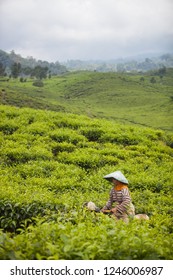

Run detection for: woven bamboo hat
[[103, 170, 128, 184]]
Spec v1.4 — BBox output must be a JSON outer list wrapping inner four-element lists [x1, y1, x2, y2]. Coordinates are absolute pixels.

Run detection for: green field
[[1, 69, 173, 130], [0, 104, 173, 260], [0, 69, 173, 259]]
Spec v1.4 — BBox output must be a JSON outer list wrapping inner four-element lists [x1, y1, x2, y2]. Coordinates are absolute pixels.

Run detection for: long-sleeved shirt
[[103, 185, 133, 215]]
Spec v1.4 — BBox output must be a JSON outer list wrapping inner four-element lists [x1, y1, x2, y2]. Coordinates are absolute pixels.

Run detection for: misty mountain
[[1, 49, 173, 74], [62, 53, 173, 72]]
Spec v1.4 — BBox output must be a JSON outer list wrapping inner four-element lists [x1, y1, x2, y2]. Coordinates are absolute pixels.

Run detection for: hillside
[[0, 104, 173, 260], [0, 70, 173, 130]]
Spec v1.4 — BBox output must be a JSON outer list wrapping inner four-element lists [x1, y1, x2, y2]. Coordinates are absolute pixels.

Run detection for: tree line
[[0, 50, 67, 78], [0, 62, 50, 80]]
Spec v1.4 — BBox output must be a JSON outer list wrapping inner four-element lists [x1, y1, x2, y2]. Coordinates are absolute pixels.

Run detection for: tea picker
[[84, 171, 149, 221]]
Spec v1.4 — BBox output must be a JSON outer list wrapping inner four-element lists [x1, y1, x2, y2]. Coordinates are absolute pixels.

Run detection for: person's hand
[[110, 208, 117, 213]]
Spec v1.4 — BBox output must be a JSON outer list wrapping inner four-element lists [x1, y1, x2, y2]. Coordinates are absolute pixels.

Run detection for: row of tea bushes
[[0, 104, 173, 259], [0, 213, 173, 260]]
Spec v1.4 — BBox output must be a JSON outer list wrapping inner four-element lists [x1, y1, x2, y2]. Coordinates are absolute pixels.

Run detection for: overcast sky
[[0, 0, 173, 62]]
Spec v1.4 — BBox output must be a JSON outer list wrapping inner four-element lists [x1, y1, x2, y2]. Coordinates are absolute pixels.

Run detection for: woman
[[101, 170, 135, 222]]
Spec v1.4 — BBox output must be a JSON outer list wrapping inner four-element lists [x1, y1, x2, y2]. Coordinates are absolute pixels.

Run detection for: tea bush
[[0, 119, 19, 135], [0, 105, 173, 260], [49, 128, 86, 144], [0, 215, 172, 260]]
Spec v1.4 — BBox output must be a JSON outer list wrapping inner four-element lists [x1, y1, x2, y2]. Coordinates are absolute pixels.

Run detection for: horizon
[[1, 48, 172, 64]]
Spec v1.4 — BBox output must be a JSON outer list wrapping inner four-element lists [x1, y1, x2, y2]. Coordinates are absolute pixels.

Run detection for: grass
[[0, 69, 173, 130]]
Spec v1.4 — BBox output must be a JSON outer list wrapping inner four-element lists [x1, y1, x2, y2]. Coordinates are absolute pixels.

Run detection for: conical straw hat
[[103, 170, 128, 184]]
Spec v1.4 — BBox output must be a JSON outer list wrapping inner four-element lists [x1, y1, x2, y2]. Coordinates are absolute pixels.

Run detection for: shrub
[[32, 80, 44, 87], [52, 142, 75, 155], [57, 148, 104, 170], [0, 200, 65, 232], [0, 120, 19, 135], [49, 128, 86, 144], [80, 127, 105, 142], [1, 143, 52, 164], [0, 104, 173, 260]]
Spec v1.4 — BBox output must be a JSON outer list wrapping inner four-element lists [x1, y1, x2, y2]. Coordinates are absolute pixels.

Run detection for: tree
[[22, 66, 33, 76], [140, 77, 145, 82], [150, 77, 156, 83], [11, 62, 21, 78], [0, 62, 6, 76], [158, 66, 166, 76], [48, 70, 51, 79], [32, 66, 48, 80]]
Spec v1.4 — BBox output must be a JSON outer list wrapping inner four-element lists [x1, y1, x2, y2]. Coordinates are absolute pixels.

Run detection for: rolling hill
[[0, 69, 173, 130]]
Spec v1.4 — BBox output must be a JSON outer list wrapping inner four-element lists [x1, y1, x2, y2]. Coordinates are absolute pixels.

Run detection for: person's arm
[[115, 188, 131, 214]]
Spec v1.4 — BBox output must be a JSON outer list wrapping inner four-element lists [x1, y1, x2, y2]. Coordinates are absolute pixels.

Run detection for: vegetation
[[0, 69, 173, 130], [0, 105, 173, 260], [0, 50, 67, 76], [63, 54, 173, 72], [0, 62, 6, 76], [0, 50, 172, 259], [1, 49, 173, 74]]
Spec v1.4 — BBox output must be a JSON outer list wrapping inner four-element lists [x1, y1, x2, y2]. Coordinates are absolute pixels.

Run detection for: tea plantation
[[0, 104, 173, 259], [1, 69, 173, 130]]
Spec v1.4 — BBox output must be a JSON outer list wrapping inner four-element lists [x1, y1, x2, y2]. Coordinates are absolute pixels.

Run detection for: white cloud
[[0, 0, 173, 61]]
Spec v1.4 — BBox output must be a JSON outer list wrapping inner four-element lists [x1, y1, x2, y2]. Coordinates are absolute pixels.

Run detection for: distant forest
[[0, 50, 67, 77], [0, 49, 173, 76], [63, 53, 173, 72]]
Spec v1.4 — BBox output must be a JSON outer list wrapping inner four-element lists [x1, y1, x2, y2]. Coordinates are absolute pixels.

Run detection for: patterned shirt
[[103, 186, 132, 214]]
